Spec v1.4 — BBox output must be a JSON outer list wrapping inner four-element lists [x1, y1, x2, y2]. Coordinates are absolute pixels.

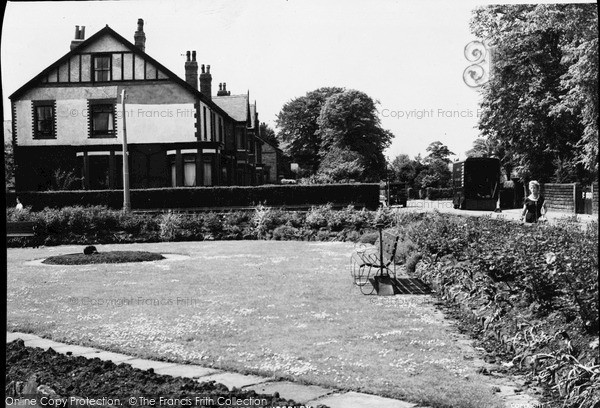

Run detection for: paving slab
[[310, 392, 416, 408], [154, 364, 221, 378], [199, 372, 272, 390], [7, 332, 40, 342], [80, 350, 135, 364], [24, 338, 70, 351], [244, 381, 333, 403], [53, 344, 101, 356], [123, 358, 178, 371]]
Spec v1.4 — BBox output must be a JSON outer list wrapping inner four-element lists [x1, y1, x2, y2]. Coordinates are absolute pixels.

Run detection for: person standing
[[521, 181, 546, 223], [15, 197, 23, 211]]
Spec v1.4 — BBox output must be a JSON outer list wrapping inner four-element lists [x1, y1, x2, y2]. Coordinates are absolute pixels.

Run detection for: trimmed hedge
[[6, 184, 379, 211], [426, 187, 454, 200]]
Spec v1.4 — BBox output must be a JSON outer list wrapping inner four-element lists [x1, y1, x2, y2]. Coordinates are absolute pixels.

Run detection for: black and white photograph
[[3, 1, 598, 407]]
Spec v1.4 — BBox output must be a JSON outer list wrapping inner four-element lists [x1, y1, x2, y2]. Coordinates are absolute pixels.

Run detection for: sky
[[1, 0, 594, 160]]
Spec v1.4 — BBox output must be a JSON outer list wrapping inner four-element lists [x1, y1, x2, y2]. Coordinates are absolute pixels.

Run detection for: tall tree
[[424, 141, 454, 164], [389, 153, 424, 188], [275, 87, 345, 172], [317, 90, 393, 181], [471, 4, 597, 182]]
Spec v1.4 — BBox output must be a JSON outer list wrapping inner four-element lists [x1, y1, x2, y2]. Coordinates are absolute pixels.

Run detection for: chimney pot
[[199, 63, 212, 99], [70, 25, 86, 50], [134, 18, 146, 52], [184, 50, 198, 90]]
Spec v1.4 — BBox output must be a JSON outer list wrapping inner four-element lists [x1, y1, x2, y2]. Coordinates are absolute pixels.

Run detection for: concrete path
[[6, 331, 426, 408], [404, 199, 597, 227]]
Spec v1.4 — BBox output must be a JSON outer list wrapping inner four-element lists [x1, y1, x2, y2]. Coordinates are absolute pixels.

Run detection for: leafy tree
[[415, 159, 452, 189], [4, 140, 15, 190], [317, 147, 365, 182], [471, 4, 598, 182], [424, 141, 454, 164], [389, 153, 425, 188], [275, 87, 345, 173], [317, 90, 393, 181], [259, 122, 279, 148]]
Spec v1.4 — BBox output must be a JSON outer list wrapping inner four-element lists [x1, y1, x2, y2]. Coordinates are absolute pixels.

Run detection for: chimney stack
[[134, 18, 146, 51], [199, 64, 212, 99], [185, 51, 198, 89], [217, 82, 231, 96], [70, 25, 86, 50]]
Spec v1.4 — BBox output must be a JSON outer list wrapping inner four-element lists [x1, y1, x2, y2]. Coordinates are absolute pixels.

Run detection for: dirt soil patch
[[42, 251, 165, 265], [6, 340, 320, 408]]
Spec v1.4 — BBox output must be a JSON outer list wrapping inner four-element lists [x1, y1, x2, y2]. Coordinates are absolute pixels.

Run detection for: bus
[[452, 157, 501, 210]]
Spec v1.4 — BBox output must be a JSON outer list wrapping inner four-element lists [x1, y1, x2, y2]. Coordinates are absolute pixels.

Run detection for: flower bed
[[398, 213, 599, 408], [6, 340, 317, 408], [6, 204, 412, 247]]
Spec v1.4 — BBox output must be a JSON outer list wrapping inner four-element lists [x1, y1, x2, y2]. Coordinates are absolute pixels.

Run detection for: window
[[93, 55, 111, 82], [33, 102, 55, 139], [203, 107, 207, 140], [90, 102, 116, 138]]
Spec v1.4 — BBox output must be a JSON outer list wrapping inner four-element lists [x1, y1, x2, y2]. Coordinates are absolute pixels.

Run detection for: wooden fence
[[540, 183, 582, 214]]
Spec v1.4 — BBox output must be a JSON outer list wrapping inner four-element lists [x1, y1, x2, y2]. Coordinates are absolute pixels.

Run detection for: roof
[[8, 25, 233, 121], [213, 94, 249, 123]]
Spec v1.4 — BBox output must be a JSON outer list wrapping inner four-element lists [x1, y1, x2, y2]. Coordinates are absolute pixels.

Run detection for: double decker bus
[[452, 157, 501, 210]]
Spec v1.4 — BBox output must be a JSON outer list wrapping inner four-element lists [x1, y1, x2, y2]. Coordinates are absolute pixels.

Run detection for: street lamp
[[121, 89, 131, 211]]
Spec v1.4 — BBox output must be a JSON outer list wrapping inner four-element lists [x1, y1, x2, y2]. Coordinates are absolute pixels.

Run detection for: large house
[[9, 19, 267, 191]]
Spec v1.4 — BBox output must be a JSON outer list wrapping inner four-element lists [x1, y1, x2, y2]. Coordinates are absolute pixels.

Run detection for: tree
[[389, 153, 424, 188], [259, 122, 279, 148], [471, 4, 598, 182], [424, 141, 454, 164], [317, 90, 393, 181], [317, 147, 365, 182], [4, 140, 15, 191], [275, 87, 345, 173]]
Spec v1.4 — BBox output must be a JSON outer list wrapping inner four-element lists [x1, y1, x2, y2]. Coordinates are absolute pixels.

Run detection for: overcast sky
[[2, 0, 593, 160]]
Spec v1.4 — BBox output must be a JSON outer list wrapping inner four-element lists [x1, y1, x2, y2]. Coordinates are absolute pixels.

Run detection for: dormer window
[[32, 101, 56, 139], [93, 55, 111, 82]]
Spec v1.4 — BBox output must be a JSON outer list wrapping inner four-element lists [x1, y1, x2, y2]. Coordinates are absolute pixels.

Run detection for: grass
[[7, 241, 502, 408], [42, 251, 165, 265]]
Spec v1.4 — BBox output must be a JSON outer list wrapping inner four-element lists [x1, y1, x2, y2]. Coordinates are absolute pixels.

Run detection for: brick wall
[[593, 182, 599, 214], [540, 183, 580, 214]]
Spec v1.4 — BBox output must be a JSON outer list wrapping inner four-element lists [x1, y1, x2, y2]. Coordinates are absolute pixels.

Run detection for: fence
[[541, 183, 582, 214]]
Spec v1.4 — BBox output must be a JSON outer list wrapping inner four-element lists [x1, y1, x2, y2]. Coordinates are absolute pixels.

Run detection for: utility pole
[[121, 89, 131, 211]]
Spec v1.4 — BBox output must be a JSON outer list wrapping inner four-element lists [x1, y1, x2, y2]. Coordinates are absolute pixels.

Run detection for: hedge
[[425, 187, 454, 200], [6, 184, 380, 211]]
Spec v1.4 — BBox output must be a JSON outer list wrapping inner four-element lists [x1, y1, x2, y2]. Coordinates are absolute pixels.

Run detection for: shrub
[[305, 204, 332, 229], [272, 225, 301, 240], [158, 212, 183, 241]]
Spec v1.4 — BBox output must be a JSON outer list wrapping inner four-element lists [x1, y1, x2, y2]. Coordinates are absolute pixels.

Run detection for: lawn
[[7, 241, 502, 408]]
